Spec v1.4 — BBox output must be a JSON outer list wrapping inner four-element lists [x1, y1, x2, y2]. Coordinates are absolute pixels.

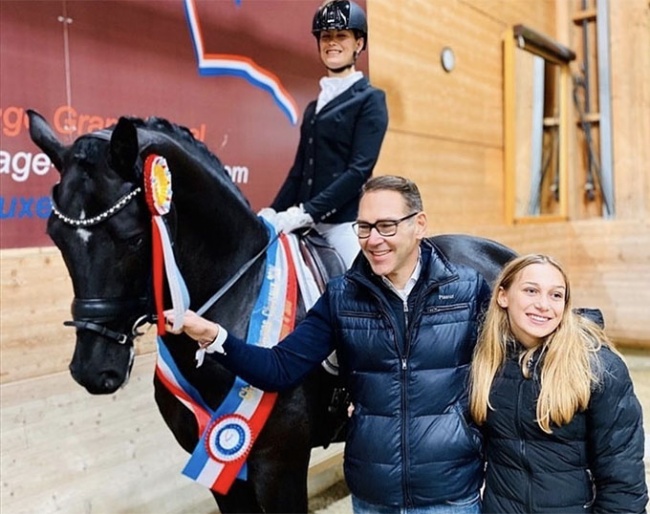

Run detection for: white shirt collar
[[316, 71, 363, 113], [381, 253, 422, 302]]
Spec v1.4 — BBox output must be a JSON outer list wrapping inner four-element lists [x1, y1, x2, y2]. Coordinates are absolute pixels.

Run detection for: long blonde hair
[[469, 254, 616, 433]]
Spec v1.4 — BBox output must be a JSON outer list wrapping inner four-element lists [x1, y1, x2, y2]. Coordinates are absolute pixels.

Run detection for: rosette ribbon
[[143, 154, 190, 334]]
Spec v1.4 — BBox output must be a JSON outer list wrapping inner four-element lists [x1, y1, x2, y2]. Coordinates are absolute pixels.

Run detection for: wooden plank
[[609, 0, 650, 218], [309, 443, 345, 478], [308, 444, 345, 498], [572, 8, 597, 23]]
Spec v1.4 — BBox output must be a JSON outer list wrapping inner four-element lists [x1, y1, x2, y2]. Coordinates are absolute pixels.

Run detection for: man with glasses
[[167, 175, 490, 513]]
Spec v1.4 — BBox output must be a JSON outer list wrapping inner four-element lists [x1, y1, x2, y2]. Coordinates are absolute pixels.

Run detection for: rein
[[196, 232, 280, 317]]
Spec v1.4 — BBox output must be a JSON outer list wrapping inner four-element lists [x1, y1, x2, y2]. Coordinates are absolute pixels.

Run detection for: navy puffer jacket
[[220, 240, 491, 507], [482, 345, 648, 513], [332, 241, 490, 506]]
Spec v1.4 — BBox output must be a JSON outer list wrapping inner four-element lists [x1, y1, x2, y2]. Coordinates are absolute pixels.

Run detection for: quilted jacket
[[482, 344, 648, 513], [220, 239, 491, 507]]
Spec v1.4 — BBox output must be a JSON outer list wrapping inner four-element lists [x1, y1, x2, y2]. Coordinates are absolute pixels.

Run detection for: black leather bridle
[[64, 297, 153, 345], [52, 170, 154, 346], [53, 131, 275, 347]]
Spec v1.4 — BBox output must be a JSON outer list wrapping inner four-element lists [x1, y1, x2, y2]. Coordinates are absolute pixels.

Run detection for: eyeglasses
[[352, 212, 419, 239]]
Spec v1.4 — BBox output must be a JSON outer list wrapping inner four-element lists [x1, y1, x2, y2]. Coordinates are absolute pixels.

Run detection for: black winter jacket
[[271, 77, 388, 224], [482, 344, 648, 514], [218, 240, 491, 507]]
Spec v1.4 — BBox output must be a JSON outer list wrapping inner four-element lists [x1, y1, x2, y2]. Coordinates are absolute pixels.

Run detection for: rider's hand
[[257, 207, 278, 225], [275, 205, 314, 233]]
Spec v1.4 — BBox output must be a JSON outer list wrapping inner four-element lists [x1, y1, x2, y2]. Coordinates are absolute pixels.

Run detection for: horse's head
[[28, 110, 153, 394]]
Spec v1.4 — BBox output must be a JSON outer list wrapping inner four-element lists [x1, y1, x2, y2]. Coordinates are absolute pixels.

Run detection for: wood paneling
[[368, 0, 650, 348], [377, 131, 504, 226], [0, 247, 157, 384], [475, 219, 650, 348], [370, 1, 502, 145], [1, 354, 217, 514], [608, 0, 650, 219]]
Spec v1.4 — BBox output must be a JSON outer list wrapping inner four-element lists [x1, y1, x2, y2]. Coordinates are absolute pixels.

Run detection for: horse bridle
[[52, 137, 277, 346], [52, 174, 154, 346], [65, 298, 152, 345]]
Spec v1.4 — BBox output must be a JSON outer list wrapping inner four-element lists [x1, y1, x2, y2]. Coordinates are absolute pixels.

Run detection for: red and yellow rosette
[[143, 154, 188, 334], [144, 154, 172, 216]]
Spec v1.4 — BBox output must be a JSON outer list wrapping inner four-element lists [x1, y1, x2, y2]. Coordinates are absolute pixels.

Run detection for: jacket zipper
[[402, 299, 409, 370], [515, 369, 533, 512], [401, 298, 411, 506], [348, 272, 459, 508]]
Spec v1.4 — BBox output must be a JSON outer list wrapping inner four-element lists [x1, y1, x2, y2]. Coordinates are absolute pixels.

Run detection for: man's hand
[[164, 309, 219, 346]]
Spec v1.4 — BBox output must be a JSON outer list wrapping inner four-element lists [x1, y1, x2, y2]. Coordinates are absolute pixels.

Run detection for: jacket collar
[[348, 238, 460, 292], [315, 76, 370, 115]]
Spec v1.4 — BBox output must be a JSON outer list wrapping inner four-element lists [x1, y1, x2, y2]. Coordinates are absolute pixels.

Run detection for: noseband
[[65, 298, 153, 345]]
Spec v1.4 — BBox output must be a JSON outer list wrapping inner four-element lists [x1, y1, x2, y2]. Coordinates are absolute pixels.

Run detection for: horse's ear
[[110, 117, 140, 182], [27, 109, 65, 172]]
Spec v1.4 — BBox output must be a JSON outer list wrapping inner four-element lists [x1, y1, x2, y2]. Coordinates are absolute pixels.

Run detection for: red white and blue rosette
[[205, 414, 253, 463]]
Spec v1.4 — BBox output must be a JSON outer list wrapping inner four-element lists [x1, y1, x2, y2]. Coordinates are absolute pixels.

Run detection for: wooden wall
[[368, 0, 650, 348], [1, 1, 648, 512]]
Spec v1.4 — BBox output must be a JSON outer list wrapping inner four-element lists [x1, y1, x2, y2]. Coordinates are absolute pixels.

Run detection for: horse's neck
[[172, 187, 268, 337]]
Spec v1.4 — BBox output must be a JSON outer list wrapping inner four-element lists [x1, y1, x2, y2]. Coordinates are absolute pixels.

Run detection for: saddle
[[297, 231, 346, 292], [296, 232, 345, 376]]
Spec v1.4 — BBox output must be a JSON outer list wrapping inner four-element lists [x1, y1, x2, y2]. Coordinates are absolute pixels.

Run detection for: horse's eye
[[126, 235, 145, 252]]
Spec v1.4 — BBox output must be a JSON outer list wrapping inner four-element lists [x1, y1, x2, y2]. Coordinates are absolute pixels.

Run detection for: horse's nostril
[[71, 367, 124, 395], [101, 373, 123, 394]]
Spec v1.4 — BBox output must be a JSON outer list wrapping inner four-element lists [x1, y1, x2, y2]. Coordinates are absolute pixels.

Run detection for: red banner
[[0, 0, 368, 249]]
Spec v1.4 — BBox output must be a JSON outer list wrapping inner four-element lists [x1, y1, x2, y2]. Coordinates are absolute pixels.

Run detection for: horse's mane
[[102, 115, 252, 209]]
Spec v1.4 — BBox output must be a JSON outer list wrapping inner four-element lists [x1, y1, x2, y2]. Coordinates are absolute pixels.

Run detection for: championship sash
[[155, 223, 298, 494]]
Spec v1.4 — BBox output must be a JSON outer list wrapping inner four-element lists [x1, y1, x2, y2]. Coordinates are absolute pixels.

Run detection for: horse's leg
[[247, 390, 312, 513], [250, 447, 311, 513], [214, 482, 263, 513]]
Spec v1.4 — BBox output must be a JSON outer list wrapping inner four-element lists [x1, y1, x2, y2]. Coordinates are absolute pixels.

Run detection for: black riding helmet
[[312, 0, 368, 51]]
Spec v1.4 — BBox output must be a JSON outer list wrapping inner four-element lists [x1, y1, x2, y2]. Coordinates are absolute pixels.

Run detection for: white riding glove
[[274, 205, 314, 233], [257, 207, 279, 227]]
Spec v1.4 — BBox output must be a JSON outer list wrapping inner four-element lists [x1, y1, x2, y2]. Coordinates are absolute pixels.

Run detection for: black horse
[[28, 109, 516, 513]]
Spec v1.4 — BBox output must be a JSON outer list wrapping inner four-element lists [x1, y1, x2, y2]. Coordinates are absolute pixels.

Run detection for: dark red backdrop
[[0, 0, 368, 249]]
